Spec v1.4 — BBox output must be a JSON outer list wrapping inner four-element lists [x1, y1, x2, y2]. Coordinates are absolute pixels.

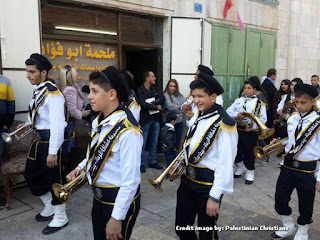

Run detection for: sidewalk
[[1, 154, 320, 240]]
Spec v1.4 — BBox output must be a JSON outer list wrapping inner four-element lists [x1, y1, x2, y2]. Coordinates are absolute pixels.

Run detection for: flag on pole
[[237, 11, 245, 32], [223, 0, 233, 19]]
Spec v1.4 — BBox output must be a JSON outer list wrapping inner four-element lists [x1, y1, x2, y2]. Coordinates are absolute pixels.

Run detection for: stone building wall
[[72, 0, 320, 85]]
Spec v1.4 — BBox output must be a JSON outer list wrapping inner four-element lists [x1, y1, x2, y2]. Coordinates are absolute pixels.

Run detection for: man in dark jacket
[[0, 74, 15, 206], [136, 70, 165, 173], [261, 68, 277, 129]]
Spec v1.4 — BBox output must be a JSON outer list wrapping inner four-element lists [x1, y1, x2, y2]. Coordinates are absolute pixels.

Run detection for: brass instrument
[[315, 95, 320, 110], [149, 149, 186, 192], [52, 172, 88, 203], [238, 112, 275, 140], [254, 137, 288, 160], [278, 100, 297, 127], [2, 122, 33, 143]]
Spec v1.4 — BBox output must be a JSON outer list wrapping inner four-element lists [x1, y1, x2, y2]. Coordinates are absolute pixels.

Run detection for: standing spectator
[[163, 79, 185, 150], [161, 111, 178, 167], [56, 65, 90, 154], [0, 74, 15, 207], [136, 71, 165, 173], [261, 69, 277, 144], [311, 74, 320, 92]]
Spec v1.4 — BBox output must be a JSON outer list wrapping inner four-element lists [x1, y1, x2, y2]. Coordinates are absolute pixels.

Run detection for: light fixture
[[55, 25, 117, 36]]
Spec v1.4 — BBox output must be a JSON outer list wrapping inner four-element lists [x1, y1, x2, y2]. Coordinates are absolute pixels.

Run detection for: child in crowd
[[161, 111, 178, 167]]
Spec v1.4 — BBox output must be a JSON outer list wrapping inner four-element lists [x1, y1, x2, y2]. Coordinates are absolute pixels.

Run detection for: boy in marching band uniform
[[226, 80, 267, 185], [174, 73, 238, 240], [24, 54, 69, 235], [271, 84, 320, 240], [67, 67, 142, 240]]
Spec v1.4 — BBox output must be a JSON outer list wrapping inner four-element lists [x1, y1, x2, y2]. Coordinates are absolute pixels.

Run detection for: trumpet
[[149, 149, 186, 192], [254, 137, 288, 160], [52, 172, 88, 203], [2, 122, 33, 143], [238, 112, 275, 140], [278, 100, 297, 127]]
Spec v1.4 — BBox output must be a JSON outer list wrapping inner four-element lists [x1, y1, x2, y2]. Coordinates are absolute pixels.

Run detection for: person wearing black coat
[[261, 69, 277, 130]]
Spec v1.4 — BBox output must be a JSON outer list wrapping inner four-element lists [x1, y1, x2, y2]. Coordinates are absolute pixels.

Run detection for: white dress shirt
[[285, 111, 320, 181], [277, 94, 295, 114], [28, 82, 67, 155], [77, 110, 143, 220], [186, 113, 238, 199], [226, 95, 267, 130]]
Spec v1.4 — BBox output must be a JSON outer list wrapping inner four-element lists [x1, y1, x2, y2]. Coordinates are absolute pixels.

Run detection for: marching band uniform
[[25, 54, 68, 234], [176, 70, 238, 240], [126, 94, 141, 122], [76, 108, 142, 240], [226, 95, 267, 184], [272, 85, 320, 240], [277, 93, 295, 114]]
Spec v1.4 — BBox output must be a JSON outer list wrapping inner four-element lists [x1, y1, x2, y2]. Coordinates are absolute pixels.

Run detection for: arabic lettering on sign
[[42, 42, 116, 60], [42, 39, 118, 82]]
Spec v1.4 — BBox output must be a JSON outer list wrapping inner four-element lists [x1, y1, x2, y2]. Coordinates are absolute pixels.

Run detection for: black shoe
[[35, 213, 53, 222], [149, 163, 164, 170], [140, 165, 146, 173], [234, 174, 242, 178], [270, 232, 283, 239], [42, 222, 69, 235], [245, 180, 254, 185], [0, 197, 6, 207]]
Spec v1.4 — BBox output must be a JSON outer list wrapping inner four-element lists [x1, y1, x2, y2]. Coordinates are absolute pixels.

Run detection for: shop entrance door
[[125, 48, 162, 90]]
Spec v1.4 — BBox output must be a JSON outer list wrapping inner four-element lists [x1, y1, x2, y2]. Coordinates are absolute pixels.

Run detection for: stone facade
[[73, 0, 320, 86]]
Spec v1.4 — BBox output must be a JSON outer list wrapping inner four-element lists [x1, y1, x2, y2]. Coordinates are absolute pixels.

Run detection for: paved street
[[1, 153, 320, 240]]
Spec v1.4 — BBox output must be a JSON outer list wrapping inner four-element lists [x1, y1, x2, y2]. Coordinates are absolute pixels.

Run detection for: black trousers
[[275, 167, 316, 225], [25, 140, 67, 205], [92, 195, 140, 240], [175, 175, 219, 240], [235, 131, 258, 170]]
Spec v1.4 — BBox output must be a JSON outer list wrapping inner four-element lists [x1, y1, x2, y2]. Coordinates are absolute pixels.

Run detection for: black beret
[[25, 53, 52, 71], [101, 66, 129, 103], [198, 65, 214, 76], [294, 83, 318, 98], [198, 72, 224, 95]]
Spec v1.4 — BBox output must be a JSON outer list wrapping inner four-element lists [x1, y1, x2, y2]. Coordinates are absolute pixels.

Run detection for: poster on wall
[[42, 39, 118, 82]]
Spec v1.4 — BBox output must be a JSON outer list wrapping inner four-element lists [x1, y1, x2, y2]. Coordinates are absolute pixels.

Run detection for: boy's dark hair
[[244, 80, 257, 89], [267, 68, 277, 77], [166, 111, 177, 123], [311, 74, 319, 79], [89, 71, 112, 92]]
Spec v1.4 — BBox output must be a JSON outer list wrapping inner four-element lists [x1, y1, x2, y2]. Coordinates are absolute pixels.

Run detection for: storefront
[[41, 2, 163, 88]]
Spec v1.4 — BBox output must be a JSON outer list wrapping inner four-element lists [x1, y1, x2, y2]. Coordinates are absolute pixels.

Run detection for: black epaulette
[[45, 80, 58, 92], [217, 105, 236, 126], [124, 108, 139, 127]]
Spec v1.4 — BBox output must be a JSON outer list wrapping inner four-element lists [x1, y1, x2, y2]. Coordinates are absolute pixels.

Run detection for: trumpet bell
[[258, 128, 275, 140], [2, 132, 12, 143], [254, 146, 265, 160], [52, 183, 70, 202], [148, 179, 163, 192]]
